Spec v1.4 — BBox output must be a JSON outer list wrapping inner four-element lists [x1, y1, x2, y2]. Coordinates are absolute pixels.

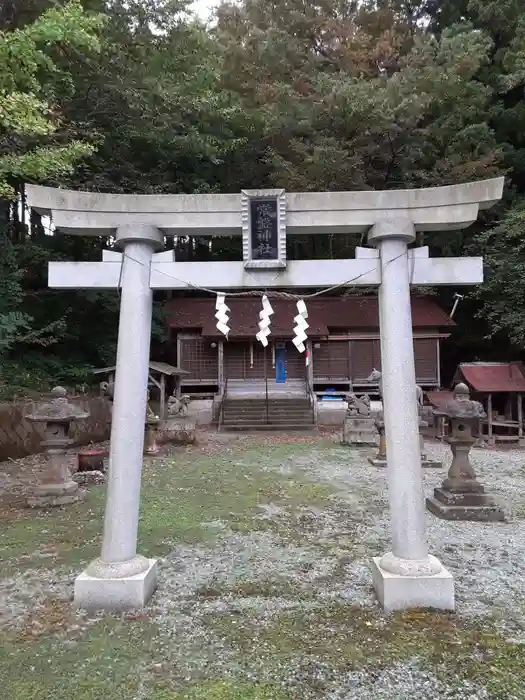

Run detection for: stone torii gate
[[26, 178, 504, 612]]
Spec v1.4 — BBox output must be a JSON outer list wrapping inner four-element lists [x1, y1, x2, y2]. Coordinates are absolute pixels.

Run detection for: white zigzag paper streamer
[[215, 293, 230, 338], [255, 295, 274, 347], [292, 299, 309, 353]]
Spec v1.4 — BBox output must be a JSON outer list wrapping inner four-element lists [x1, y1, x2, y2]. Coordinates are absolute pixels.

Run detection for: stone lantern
[[426, 383, 505, 521], [25, 386, 89, 507]]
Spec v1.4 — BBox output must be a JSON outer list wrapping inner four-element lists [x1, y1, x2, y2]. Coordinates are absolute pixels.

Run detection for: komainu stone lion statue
[[345, 393, 371, 417], [167, 394, 191, 417]]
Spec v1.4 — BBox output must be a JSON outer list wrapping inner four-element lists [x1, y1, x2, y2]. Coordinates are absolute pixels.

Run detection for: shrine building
[[164, 294, 454, 398]]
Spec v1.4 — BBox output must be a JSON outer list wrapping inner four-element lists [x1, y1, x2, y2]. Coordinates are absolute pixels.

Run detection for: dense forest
[[1, 0, 525, 397]]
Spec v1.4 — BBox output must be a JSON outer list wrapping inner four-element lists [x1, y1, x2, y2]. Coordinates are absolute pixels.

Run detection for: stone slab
[[74, 559, 158, 611], [371, 556, 455, 612], [342, 439, 378, 447], [433, 487, 492, 507], [368, 457, 387, 467], [27, 490, 85, 508], [426, 497, 506, 522], [421, 459, 442, 469]]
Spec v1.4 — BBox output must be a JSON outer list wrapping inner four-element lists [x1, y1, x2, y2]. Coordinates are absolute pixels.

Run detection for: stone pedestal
[[144, 417, 161, 456], [419, 420, 441, 469], [74, 559, 158, 612], [371, 555, 454, 612], [426, 383, 505, 522], [160, 416, 196, 445], [368, 417, 387, 466], [342, 416, 377, 446], [28, 479, 83, 508], [25, 387, 89, 508], [427, 485, 505, 521]]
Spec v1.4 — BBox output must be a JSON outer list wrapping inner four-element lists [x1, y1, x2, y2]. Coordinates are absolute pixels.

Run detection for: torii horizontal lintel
[[47, 257, 483, 290], [26, 177, 505, 236]]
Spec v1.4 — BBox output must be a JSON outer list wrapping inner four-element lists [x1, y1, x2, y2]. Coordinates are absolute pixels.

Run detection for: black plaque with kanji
[[250, 198, 279, 260]]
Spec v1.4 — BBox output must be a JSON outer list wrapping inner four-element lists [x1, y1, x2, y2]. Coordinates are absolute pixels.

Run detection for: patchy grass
[[0, 615, 160, 700], [1, 435, 525, 699], [0, 439, 331, 574], [205, 604, 525, 696], [167, 681, 291, 700]]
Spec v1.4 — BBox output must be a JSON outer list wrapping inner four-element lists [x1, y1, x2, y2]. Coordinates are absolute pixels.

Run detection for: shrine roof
[[165, 296, 454, 337], [425, 391, 454, 408], [454, 363, 525, 393]]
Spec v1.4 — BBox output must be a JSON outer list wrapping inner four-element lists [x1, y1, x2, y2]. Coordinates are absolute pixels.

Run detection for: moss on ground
[[1, 437, 525, 699], [0, 440, 332, 574], [0, 614, 159, 700], [161, 681, 291, 700], [205, 603, 525, 697]]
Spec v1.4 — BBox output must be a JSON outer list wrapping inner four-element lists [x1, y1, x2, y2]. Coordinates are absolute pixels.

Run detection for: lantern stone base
[[74, 558, 158, 611], [27, 480, 84, 508], [371, 556, 455, 612], [342, 417, 377, 446], [426, 487, 506, 522]]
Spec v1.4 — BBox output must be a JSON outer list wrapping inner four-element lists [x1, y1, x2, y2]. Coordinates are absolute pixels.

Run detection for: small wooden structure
[[93, 361, 189, 420], [453, 363, 525, 446]]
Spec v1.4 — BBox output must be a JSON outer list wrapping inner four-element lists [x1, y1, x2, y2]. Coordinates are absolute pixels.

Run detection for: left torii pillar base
[[74, 559, 158, 612]]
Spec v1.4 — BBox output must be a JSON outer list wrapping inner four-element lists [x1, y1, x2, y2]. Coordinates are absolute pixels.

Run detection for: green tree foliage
[[0, 0, 105, 395], [0, 0, 106, 198], [471, 202, 525, 347], [3, 0, 525, 396]]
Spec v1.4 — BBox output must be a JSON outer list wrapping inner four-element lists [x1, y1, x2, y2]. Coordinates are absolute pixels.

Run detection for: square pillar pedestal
[[342, 417, 377, 446], [74, 557, 158, 611], [371, 555, 454, 612], [368, 417, 387, 466]]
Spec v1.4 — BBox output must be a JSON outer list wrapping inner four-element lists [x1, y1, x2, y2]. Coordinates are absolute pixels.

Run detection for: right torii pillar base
[[370, 556, 455, 612]]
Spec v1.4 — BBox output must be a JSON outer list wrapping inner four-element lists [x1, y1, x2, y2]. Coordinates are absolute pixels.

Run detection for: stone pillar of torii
[[26, 178, 504, 612]]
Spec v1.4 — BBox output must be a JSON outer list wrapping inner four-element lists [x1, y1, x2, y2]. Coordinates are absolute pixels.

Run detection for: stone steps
[[220, 397, 315, 431]]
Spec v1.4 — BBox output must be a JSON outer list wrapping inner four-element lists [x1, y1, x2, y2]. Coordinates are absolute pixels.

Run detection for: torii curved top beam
[[25, 177, 505, 237]]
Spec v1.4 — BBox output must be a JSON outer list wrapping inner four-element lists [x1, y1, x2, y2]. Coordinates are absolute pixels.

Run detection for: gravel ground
[[325, 659, 490, 700], [144, 439, 525, 697], [1, 435, 525, 699]]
